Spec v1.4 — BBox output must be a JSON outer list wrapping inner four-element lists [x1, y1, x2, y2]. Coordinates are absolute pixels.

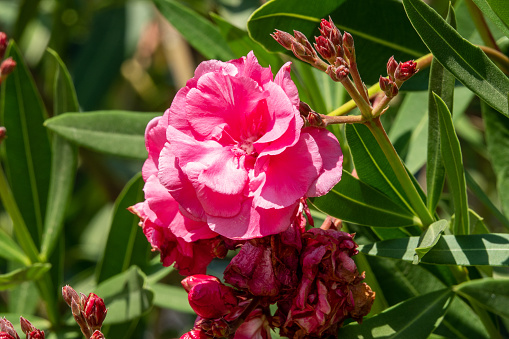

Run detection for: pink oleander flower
[[276, 228, 375, 338], [182, 275, 239, 319], [140, 51, 342, 241]]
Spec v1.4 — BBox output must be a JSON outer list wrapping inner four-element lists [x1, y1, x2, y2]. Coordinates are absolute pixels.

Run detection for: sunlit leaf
[[338, 289, 454, 339], [0, 263, 51, 291], [44, 111, 159, 159], [0, 228, 29, 265], [403, 0, 509, 117], [414, 219, 448, 264], [434, 93, 469, 235], [151, 283, 194, 314], [311, 171, 419, 228], [360, 233, 509, 266]]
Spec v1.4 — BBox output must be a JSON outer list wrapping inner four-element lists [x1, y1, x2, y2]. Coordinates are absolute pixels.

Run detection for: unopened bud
[[386, 56, 398, 79], [0, 318, 19, 339], [335, 65, 350, 81], [26, 330, 44, 339], [0, 57, 16, 77], [342, 32, 354, 50], [180, 330, 209, 339], [319, 18, 334, 38], [62, 285, 79, 307], [271, 29, 295, 50], [83, 293, 107, 332], [0, 127, 6, 144], [20, 317, 34, 335], [395, 60, 418, 82], [0, 32, 7, 60], [379, 76, 398, 97], [334, 57, 347, 68], [90, 331, 105, 339], [314, 36, 335, 62]]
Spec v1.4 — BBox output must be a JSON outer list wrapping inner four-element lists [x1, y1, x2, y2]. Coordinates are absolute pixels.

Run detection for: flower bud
[[314, 36, 335, 62], [0, 127, 6, 144], [319, 18, 334, 38], [386, 56, 398, 79], [183, 275, 238, 319], [379, 76, 398, 97], [62, 285, 79, 307], [83, 293, 107, 331], [271, 30, 295, 50], [90, 330, 106, 339], [334, 65, 350, 82], [395, 60, 418, 82], [0, 318, 19, 339], [0, 57, 16, 77], [0, 32, 7, 59], [26, 330, 44, 339]]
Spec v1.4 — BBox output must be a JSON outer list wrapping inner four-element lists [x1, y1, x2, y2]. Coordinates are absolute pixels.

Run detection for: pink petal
[[274, 61, 299, 107]]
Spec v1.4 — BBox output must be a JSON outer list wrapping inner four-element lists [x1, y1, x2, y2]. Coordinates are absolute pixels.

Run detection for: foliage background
[[0, 0, 508, 338]]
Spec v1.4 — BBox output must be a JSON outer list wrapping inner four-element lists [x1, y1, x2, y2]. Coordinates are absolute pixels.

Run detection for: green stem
[[36, 274, 59, 327], [365, 117, 434, 227], [340, 77, 372, 119], [0, 165, 40, 264]]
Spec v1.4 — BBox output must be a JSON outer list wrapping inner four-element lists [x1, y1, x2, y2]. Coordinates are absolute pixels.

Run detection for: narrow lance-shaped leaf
[[413, 219, 448, 264], [403, 0, 509, 117], [153, 0, 234, 61], [96, 173, 150, 283], [310, 171, 420, 228], [151, 283, 194, 314], [40, 48, 79, 260], [471, 0, 509, 38], [359, 233, 509, 266], [426, 4, 456, 215], [0, 41, 51, 248], [455, 278, 509, 319], [44, 111, 160, 159], [434, 93, 469, 235], [338, 288, 455, 339], [0, 228, 30, 265]]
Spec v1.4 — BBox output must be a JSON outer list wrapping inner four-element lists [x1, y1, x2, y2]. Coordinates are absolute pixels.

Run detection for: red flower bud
[[183, 275, 238, 319], [0, 57, 16, 77], [314, 36, 335, 62], [379, 76, 398, 97], [83, 293, 107, 331], [271, 30, 295, 50], [342, 32, 354, 50], [0, 318, 19, 339], [386, 56, 398, 79], [0, 32, 7, 59], [90, 330, 106, 339], [395, 60, 418, 82], [62, 285, 80, 307], [320, 17, 342, 46], [0, 126, 6, 144], [27, 330, 44, 339]]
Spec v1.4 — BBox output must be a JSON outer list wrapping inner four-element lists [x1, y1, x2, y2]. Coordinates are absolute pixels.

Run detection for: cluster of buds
[[379, 56, 418, 98], [180, 207, 375, 338], [0, 32, 16, 85], [0, 317, 44, 339], [62, 286, 107, 339]]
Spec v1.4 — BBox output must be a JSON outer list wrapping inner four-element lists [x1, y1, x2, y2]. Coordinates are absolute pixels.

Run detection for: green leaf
[[0, 227, 29, 265], [426, 6, 456, 214], [151, 283, 194, 314], [359, 233, 509, 266], [44, 111, 160, 159], [94, 266, 154, 324], [347, 123, 413, 212], [338, 289, 454, 339], [40, 48, 79, 260], [455, 278, 509, 318], [434, 93, 469, 235], [0, 263, 51, 291], [96, 173, 150, 283], [0, 41, 51, 248], [403, 0, 509, 117], [365, 256, 488, 339], [153, 0, 234, 61], [310, 171, 419, 228], [482, 100, 509, 220], [247, 0, 428, 85], [414, 219, 448, 264], [471, 0, 509, 38]]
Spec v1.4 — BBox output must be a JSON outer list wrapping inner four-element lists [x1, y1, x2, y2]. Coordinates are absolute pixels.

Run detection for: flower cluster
[[62, 286, 107, 339], [0, 317, 44, 339]]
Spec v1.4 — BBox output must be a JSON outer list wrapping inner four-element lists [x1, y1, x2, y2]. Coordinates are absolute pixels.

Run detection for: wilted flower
[[182, 275, 238, 319], [275, 228, 375, 338], [234, 308, 272, 339], [134, 51, 342, 244]]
